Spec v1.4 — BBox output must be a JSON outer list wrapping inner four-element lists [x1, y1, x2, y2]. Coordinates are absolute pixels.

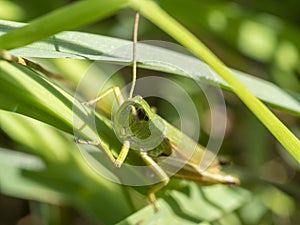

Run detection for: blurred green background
[[0, 0, 299, 224]]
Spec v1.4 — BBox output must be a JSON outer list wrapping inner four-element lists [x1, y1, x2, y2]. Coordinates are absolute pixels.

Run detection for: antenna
[[129, 11, 140, 99]]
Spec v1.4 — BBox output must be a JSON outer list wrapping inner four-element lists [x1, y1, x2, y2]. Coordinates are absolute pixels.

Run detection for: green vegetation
[[0, 0, 299, 224]]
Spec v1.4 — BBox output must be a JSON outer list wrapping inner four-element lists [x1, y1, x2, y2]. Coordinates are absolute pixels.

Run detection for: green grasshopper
[[78, 12, 239, 210]]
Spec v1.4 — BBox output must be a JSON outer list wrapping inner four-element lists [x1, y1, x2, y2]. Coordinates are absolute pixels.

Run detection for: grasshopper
[[78, 12, 239, 210]]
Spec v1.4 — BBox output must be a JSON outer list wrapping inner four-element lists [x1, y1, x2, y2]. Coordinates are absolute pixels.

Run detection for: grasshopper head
[[113, 96, 165, 151]]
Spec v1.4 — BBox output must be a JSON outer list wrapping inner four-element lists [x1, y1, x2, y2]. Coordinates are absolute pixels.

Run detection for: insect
[[77, 12, 239, 211]]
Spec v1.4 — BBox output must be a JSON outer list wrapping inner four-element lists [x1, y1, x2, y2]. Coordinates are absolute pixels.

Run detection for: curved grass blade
[[0, 0, 298, 161], [117, 182, 251, 225], [0, 147, 65, 204], [0, 0, 129, 49], [0, 100, 132, 224], [0, 59, 251, 224], [128, 0, 300, 163], [1, 19, 299, 117]]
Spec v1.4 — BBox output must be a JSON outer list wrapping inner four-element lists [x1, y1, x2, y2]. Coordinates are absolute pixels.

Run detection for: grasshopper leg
[[79, 86, 130, 167], [200, 169, 240, 185], [114, 140, 130, 168], [83, 86, 124, 106], [76, 138, 130, 168], [140, 152, 169, 211], [76, 138, 116, 164]]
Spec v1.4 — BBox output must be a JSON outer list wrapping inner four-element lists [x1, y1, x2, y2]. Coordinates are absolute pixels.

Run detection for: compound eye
[[130, 105, 149, 122], [137, 107, 149, 121]]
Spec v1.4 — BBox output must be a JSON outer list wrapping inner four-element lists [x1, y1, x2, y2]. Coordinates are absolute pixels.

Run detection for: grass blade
[[0, 0, 129, 49], [129, 0, 300, 163], [117, 183, 251, 225], [0, 111, 132, 224], [1, 19, 299, 117]]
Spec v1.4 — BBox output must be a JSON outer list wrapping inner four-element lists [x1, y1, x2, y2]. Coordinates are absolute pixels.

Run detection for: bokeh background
[[0, 0, 299, 224]]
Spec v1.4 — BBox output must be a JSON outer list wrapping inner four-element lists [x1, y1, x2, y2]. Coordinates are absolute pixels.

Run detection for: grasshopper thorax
[[113, 96, 166, 151]]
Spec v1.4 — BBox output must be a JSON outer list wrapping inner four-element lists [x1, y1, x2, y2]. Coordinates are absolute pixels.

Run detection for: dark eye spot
[[137, 107, 148, 121], [137, 108, 144, 119]]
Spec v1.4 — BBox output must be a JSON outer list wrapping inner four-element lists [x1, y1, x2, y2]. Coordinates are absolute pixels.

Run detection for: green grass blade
[[0, 1, 298, 161], [0, 110, 73, 162], [0, 60, 116, 142], [1, 19, 299, 116], [117, 183, 251, 225], [0, 0, 129, 49], [0, 60, 74, 133], [0, 147, 65, 203], [0, 111, 132, 224], [129, 0, 300, 163], [0, 61, 251, 223]]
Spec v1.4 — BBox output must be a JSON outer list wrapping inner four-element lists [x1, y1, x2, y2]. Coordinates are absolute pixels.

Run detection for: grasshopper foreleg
[[83, 86, 124, 107], [76, 137, 116, 164], [140, 152, 169, 211], [76, 138, 130, 168], [79, 86, 130, 168], [114, 140, 130, 168]]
